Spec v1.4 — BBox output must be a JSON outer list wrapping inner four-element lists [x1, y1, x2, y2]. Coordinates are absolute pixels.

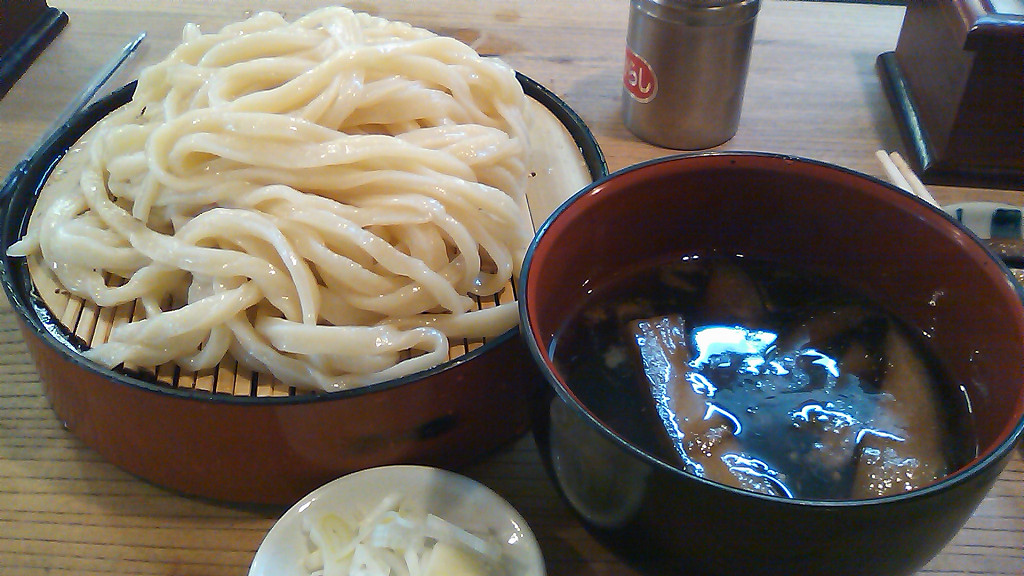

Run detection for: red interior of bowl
[[523, 153, 1024, 467]]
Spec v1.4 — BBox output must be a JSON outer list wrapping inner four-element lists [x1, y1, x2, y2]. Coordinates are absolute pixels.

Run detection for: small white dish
[[249, 465, 545, 576]]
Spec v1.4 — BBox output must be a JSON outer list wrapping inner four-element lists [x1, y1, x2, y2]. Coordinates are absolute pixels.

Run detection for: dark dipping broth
[[551, 254, 977, 500]]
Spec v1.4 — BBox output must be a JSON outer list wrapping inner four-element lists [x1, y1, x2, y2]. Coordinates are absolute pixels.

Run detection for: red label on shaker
[[624, 46, 657, 103]]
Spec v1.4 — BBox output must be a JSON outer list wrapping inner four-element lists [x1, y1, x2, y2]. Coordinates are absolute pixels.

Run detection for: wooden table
[[1, 1, 1021, 574]]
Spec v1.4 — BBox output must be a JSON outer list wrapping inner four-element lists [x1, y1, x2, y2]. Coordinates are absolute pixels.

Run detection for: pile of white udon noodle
[[8, 7, 534, 392]]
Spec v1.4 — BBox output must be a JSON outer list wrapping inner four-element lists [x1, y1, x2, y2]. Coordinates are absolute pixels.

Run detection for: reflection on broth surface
[[551, 254, 977, 500]]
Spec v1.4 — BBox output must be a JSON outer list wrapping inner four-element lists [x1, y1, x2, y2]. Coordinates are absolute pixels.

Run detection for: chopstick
[[875, 149, 939, 207], [876, 149, 1024, 270], [1, 32, 146, 201]]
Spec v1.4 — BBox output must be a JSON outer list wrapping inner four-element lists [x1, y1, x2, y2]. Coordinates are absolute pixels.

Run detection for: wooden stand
[[877, 0, 1023, 189], [0, 0, 68, 97]]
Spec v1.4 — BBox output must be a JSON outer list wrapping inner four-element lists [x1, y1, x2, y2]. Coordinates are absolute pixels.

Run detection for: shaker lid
[[636, 0, 761, 24]]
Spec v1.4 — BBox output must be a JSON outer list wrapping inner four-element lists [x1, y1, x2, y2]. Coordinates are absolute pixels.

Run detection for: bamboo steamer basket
[[0, 76, 605, 505]]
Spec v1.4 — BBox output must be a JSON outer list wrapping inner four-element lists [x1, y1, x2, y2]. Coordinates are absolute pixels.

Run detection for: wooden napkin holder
[[877, 0, 1023, 189], [0, 0, 67, 97]]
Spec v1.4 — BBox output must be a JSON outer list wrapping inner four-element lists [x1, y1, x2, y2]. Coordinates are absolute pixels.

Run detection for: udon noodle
[[8, 7, 533, 391]]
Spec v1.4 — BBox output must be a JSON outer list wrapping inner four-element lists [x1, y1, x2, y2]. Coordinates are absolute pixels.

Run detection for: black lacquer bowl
[[519, 153, 1024, 576]]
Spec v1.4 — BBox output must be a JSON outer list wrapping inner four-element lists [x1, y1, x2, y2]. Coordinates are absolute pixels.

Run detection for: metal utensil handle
[[0, 31, 146, 207]]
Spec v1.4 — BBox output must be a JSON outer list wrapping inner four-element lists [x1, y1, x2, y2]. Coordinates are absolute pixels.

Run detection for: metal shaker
[[622, 0, 760, 149]]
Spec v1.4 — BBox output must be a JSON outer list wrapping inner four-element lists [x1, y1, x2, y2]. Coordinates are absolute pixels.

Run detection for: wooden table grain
[[1, 1, 1021, 575]]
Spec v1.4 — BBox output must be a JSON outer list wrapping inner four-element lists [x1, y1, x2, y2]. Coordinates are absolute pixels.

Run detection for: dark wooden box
[[0, 0, 67, 97], [877, 0, 1023, 189]]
